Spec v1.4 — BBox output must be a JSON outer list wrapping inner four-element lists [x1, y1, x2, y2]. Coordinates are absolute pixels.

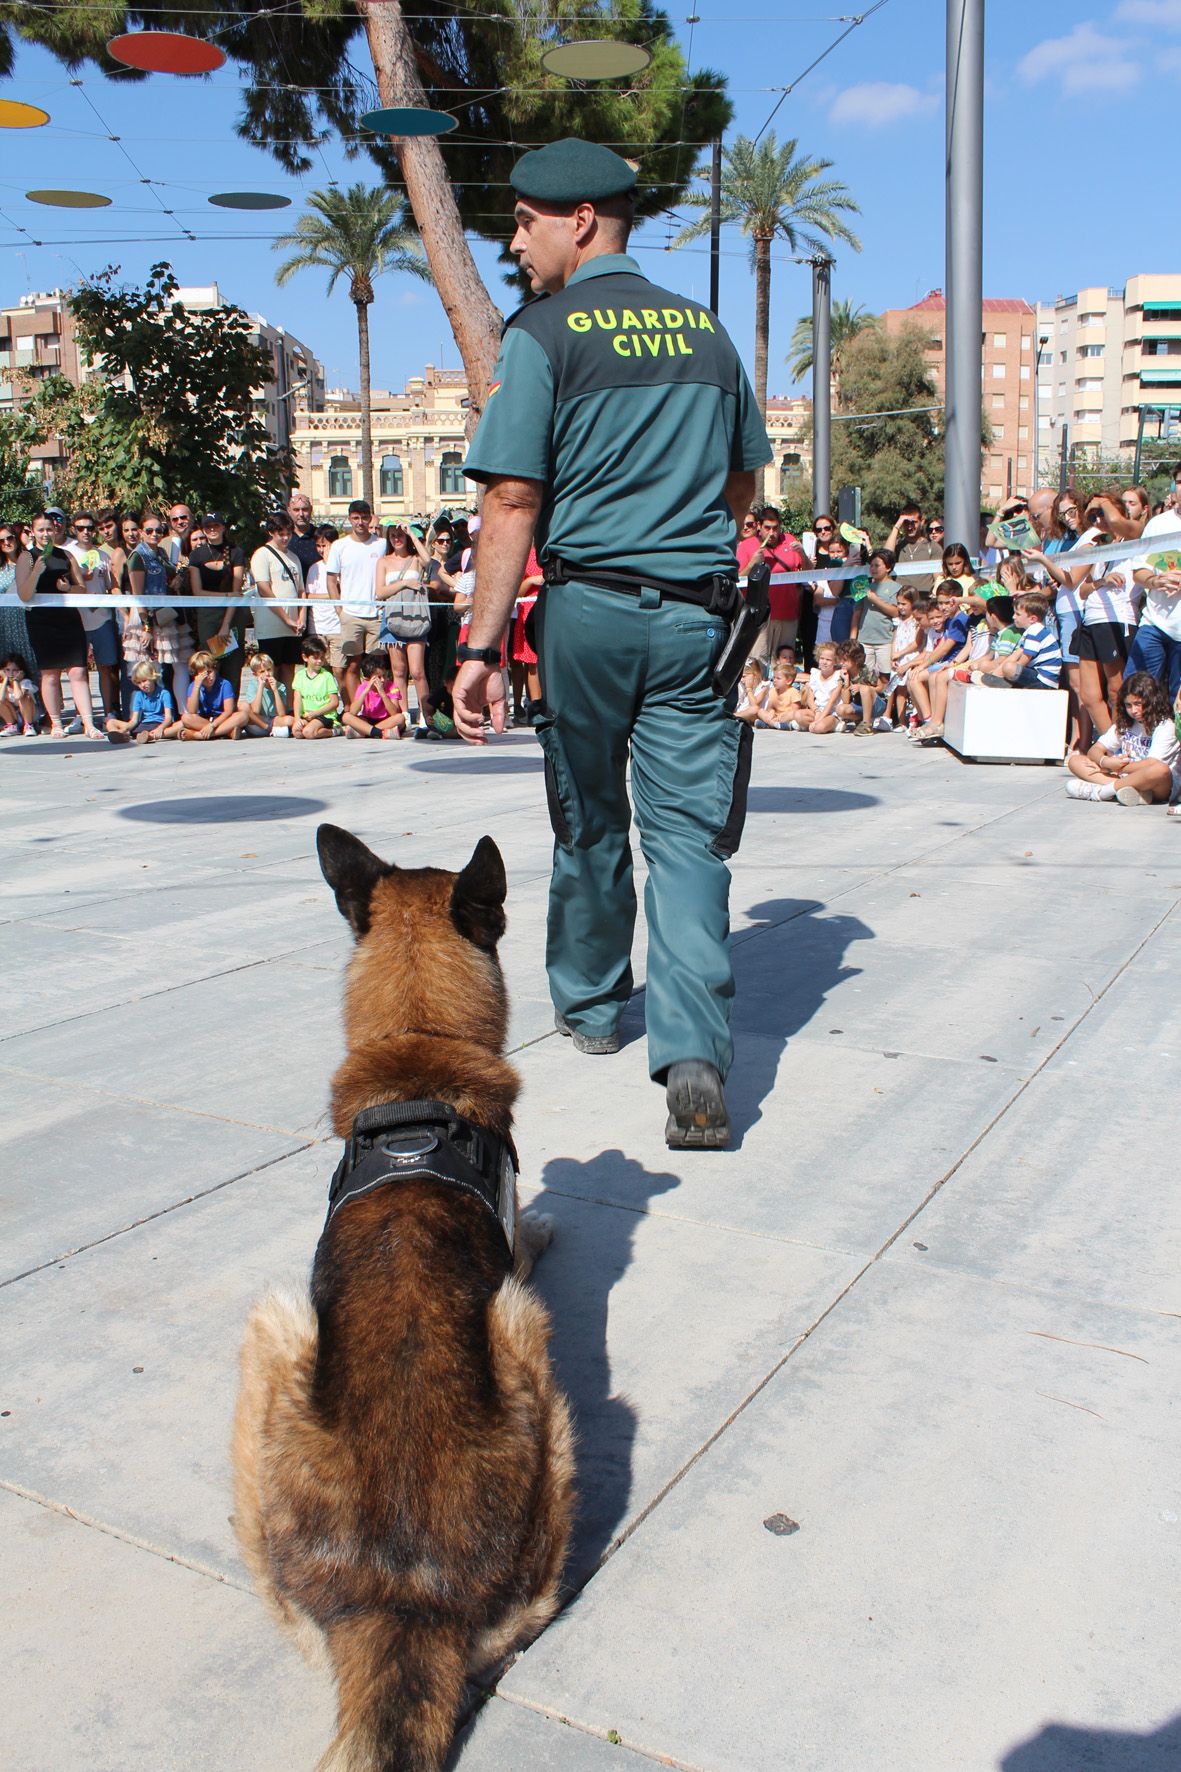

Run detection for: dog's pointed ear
[[451, 835, 506, 951], [316, 824, 392, 938]]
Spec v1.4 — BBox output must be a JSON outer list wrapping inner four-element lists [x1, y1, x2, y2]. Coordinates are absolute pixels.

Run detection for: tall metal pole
[[709, 137, 721, 315], [812, 255, 832, 515], [1132, 404, 1147, 484], [945, 0, 983, 545]]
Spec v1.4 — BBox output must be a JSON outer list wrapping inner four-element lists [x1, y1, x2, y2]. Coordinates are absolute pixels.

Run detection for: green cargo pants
[[533, 579, 753, 1082]]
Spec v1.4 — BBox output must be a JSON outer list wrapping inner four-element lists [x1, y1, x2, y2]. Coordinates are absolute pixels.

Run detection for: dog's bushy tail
[[317, 1611, 470, 1772]]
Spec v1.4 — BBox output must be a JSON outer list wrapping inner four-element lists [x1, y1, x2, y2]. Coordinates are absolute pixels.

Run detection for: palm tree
[[672, 134, 861, 499], [787, 299, 878, 386], [273, 184, 432, 507]]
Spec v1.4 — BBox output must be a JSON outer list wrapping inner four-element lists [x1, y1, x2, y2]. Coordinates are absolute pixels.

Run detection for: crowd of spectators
[[0, 494, 525, 746], [1, 471, 1178, 814], [734, 469, 1181, 815]]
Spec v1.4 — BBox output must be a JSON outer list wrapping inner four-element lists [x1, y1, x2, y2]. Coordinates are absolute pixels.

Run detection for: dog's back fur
[[232, 826, 574, 1772]]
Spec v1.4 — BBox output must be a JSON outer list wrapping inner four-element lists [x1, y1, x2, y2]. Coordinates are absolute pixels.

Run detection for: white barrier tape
[[3, 527, 1178, 606]]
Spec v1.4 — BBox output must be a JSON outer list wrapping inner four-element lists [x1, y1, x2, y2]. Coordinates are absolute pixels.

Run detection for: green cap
[[511, 136, 637, 205]]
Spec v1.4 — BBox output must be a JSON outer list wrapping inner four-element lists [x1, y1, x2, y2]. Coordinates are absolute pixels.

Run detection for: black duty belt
[[542, 553, 739, 618], [326, 1098, 518, 1257]]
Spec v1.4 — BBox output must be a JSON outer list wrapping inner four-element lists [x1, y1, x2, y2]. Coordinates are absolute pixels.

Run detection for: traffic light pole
[[944, 0, 983, 546], [811, 255, 832, 515]]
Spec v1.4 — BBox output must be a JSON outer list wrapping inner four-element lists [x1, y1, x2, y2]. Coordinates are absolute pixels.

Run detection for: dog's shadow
[[449, 1148, 678, 1762]]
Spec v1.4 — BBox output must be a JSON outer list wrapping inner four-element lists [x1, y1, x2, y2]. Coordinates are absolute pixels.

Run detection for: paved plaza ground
[[2, 724, 1179, 1771]]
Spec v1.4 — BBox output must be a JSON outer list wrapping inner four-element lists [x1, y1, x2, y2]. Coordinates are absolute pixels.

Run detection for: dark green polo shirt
[[463, 254, 771, 582]]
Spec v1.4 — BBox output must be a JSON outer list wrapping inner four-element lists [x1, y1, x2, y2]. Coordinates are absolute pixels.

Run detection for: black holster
[[711, 559, 771, 698]]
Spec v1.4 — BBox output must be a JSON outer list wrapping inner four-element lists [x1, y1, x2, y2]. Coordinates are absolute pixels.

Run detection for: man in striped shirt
[[980, 592, 1063, 689]]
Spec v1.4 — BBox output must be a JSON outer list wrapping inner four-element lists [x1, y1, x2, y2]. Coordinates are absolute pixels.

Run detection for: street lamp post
[[944, 0, 983, 545], [811, 255, 832, 515]]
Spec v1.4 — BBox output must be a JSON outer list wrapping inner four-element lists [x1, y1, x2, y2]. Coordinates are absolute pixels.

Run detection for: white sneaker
[[872, 716, 893, 732], [1065, 778, 1116, 801], [271, 726, 290, 739], [1115, 784, 1150, 807], [66, 716, 83, 735]]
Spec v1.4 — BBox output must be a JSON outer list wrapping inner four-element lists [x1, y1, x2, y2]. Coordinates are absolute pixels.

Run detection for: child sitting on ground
[[798, 640, 845, 733], [833, 639, 880, 733], [344, 651, 406, 740], [0, 652, 38, 735], [105, 659, 179, 743], [292, 635, 342, 738], [238, 653, 294, 737], [180, 650, 248, 740], [909, 582, 972, 739], [1065, 671, 1179, 806], [972, 592, 1063, 691], [735, 658, 772, 725]]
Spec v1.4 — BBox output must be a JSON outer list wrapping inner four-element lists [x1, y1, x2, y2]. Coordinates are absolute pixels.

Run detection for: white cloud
[[1018, 22, 1140, 92], [1113, 0, 1181, 27], [829, 82, 938, 126]]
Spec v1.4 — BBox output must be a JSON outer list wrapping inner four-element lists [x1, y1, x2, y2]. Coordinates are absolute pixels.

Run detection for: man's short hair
[[756, 505, 781, 525], [348, 499, 372, 516]]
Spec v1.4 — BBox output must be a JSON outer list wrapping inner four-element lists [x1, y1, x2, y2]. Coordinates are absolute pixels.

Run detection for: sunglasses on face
[[815, 525, 834, 535], [74, 523, 94, 532], [142, 526, 162, 536]]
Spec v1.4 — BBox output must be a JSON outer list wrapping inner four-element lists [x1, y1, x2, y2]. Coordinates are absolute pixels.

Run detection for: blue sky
[[2, 0, 1177, 397]]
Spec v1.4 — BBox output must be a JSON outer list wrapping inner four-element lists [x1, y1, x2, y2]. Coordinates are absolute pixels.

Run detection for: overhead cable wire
[[752, 0, 891, 142]]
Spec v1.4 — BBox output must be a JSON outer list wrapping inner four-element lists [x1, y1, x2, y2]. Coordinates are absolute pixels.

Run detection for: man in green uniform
[[454, 137, 771, 1149]]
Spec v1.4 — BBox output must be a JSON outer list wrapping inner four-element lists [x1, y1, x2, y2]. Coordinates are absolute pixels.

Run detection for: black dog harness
[[326, 1099, 518, 1257]]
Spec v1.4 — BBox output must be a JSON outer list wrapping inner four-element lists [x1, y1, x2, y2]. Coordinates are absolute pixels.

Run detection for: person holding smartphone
[[15, 511, 100, 739]]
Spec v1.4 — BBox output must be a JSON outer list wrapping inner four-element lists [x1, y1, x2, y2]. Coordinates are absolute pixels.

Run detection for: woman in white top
[[249, 513, 305, 692], [305, 524, 341, 669], [376, 523, 433, 723]]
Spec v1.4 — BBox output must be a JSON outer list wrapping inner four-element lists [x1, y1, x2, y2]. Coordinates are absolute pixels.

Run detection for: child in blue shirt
[[105, 659, 179, 743], [180, 649, 248, 740]]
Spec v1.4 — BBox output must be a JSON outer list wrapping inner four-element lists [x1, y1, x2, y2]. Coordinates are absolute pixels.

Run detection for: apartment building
[[0, 290, 84, 473], [289, 368, 472, 519], [173, 284, 326, 452], [884, 290, 1038, 503], [1035, 274, 1181, 478]]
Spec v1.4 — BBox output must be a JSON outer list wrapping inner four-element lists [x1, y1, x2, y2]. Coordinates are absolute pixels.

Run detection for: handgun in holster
[[711, 558, 771, 699]]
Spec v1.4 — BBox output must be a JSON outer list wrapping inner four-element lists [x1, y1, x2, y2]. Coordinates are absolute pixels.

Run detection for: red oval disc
[[107, 32, 226, 75]]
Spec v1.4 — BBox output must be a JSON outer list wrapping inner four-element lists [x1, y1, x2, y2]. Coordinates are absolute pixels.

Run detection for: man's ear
[[316, 824, 392, 938], [450, 835, 507, 951]]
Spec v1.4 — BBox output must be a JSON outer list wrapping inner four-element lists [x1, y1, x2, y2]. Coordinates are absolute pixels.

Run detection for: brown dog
[[231, 824, 574, 1772]]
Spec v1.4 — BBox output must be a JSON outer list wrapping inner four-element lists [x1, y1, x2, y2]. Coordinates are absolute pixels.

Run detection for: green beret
[[511, 137, 637, 205]]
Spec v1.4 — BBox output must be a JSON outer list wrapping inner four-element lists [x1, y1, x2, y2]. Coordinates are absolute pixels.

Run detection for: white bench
[[943, 676, 1067, 765]]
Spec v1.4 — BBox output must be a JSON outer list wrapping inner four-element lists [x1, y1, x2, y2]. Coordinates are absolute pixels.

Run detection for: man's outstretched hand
[[453, 661, 507, 745]]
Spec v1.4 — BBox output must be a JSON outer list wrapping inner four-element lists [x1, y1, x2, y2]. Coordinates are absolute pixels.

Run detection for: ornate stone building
[[289, 367, 471, 520]]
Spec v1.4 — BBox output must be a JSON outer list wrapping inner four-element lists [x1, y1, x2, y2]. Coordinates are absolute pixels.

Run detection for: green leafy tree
[[2, 1, 730, 405], [19, 263, 289, 532], [671, 132, 861, 497], [825, 325, 945, 533], [274, 185, 431, 510], [0, 412, 45, 521], [786, 299, 878, 385]]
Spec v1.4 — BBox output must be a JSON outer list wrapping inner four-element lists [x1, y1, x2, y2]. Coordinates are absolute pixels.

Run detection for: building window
[[438, 450, 465, 495], [991, 363, 1006, 380], [992, 423, 1005, 440], [992, 333, 1006, 348], [379, 453, 404, 498], [1018, 426, 1029, 441], [1020, 334, 1031, 349], [1081, 344, 1103, 357], [991, 393, 1005, 409], [779, 452, 803, 494], [1019, 396, 1029, 411], [328, 455, 352, 499], [1019, 365, 1030, 380]]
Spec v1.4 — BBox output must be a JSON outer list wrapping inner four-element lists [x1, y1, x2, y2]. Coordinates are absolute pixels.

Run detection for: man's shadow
[[727, 896, 874, 1139], [620, 896, 873, 1147], [1000, 1712, 1181, 1770], [527, 1148, 681, 1590]]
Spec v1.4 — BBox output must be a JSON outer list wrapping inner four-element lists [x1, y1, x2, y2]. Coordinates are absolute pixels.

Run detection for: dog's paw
[[518, 1211, 555, 1260]]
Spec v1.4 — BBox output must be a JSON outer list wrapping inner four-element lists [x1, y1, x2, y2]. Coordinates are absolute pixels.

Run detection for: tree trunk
[[355, 297, 374, 508], [753, 232, 771, 505], [362, 0, 504, 425]]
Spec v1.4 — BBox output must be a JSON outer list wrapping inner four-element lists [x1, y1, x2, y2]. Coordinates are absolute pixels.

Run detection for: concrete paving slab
[[499, 1261, 1181, 1772], [518, 1025, 1020, 1256], [0, 1070, 309, 1283], [0, 1487, 336, 1772], [1, 956, 342, 1136], [886, 921, 1181, 1313], [451, 1695, 657, 1769]]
